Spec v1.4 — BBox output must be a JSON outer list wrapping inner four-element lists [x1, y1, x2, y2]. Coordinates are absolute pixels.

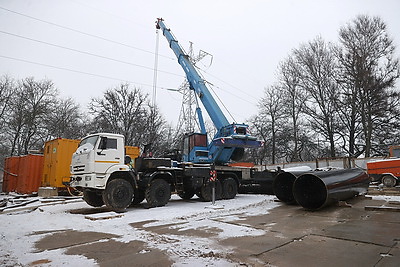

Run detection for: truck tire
[[221, 178, 238, 199], [178, 189, 195, 200], [382, 175, 397, 187], [145, 179, 171, 208], [102, 179, 134, 212], [199, 180, 222, 202], [83, 189, 104, 207]]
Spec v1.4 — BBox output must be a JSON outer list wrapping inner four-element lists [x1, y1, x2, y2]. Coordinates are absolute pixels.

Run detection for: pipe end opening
[[273, 172, 297, 203], [293, 174, 327, 210]]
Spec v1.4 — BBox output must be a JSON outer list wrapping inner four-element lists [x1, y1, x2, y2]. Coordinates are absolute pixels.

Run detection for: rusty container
[[2, 156, 21, 193], [16, 154, 44, 194], [42, 138, 80, 189]]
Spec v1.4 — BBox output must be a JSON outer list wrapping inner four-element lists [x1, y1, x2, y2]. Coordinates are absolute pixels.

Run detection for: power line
[[0, 30, 184, 78], [201, 68, 260, 102], [0, 5, 260, 112], [0, 54, 156, 88], [193, 63, 257, 107], [207, 83, 237, 123], [0, 6, 175, 60], [205, 80, 257, 106], [68, 0, 144, 27]]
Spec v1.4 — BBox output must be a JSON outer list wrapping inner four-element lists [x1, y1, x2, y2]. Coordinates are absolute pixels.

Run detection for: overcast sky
[[1, 0, 399, 127]]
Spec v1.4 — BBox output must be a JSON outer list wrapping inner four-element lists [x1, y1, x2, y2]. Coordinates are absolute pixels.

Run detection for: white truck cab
[[70, 133, 128, 190], [70, 133, 137, 211]]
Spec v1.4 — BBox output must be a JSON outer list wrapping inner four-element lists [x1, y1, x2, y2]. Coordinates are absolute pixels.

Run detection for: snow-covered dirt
[[0, 194, 280, 266]]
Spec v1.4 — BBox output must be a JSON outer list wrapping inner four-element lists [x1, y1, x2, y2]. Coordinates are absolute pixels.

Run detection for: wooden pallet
[[85, 212, 124, 221]]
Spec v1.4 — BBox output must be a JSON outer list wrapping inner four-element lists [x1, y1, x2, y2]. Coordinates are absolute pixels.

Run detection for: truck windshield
[[79, 135, 98, 149]]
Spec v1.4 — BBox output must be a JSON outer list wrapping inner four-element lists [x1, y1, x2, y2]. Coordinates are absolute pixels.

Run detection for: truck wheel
[[382, 175, 397, 187], [222, 178, 238, 199], [103, 179, 134, 212], [131, 189, 145, 205], [199, 180, 222, 202], [145, 179, 171, 207], [178, 189, 195, 200], [83, 189, 104, 207]]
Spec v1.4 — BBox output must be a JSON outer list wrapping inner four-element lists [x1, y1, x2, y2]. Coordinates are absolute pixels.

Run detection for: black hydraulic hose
[[292, 168, 370, 211]]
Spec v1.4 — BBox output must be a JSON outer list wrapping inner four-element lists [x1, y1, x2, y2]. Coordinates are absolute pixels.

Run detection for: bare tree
[[279, 56, 308, 162], [370, 89, 400, 156], [294, 36, 340, 157], [6, 77, 57, 155], [89, 83, 169, 155], [336, 15, 400, 157], [144, 105, 171, 156], [255, 84, 286, 164], [45, 97, 85, 139], [0, 75, 14, 124], [0, 75, 15, 163], [90, 84, 147, 145]]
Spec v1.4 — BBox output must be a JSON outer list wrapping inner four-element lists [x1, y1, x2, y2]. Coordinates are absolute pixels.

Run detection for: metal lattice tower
[[173, 42, 212, 145]]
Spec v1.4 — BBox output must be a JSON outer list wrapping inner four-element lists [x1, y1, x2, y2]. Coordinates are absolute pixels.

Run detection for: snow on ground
[[0, 194, 279, 266]]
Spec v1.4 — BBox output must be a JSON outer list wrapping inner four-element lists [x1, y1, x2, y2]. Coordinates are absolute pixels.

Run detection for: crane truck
[[69, 19, 276, 212]]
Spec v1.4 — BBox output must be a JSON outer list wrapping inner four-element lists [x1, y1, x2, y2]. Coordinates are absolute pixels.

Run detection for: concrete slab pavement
[[30, 195, 400, 266]]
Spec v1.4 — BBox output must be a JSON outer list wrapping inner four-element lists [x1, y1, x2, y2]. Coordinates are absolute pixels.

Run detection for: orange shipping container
[[2, 156, 20, 193], [16, 154, 44, 194], [42, 138, 80, 189]]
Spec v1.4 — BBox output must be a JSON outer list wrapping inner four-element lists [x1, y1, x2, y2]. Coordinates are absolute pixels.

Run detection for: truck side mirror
[[99, 137, 108, 150], [124, 156, 132, 165]]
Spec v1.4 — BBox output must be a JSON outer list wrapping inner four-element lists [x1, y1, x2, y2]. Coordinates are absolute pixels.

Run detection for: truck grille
[[72, 165, 86, 173]]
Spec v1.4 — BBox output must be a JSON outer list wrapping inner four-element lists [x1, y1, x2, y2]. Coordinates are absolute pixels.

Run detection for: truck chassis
[[73, 157, 275, 212]]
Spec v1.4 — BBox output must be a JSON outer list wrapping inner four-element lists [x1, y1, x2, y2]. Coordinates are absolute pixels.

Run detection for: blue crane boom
[[156, 18, 262, 164], [156, 19, 228, 130]]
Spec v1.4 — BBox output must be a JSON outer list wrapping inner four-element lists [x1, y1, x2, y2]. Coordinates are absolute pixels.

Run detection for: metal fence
[[259, 156, 386, 171]]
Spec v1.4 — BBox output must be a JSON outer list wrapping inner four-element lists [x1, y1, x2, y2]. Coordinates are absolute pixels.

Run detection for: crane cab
[[183, 133, 209, 163]]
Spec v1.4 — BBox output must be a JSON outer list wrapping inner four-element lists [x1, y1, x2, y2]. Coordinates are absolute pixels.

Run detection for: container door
[[56, 139, 79, 187], [49, 141, 58, 186], [43, 141, 54, 187], [3, 157, 20, 193], [17, 155, 44, 194]]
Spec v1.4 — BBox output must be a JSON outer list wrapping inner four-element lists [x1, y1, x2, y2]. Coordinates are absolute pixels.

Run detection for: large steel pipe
[[293, 168, 370, 211], [273, 167, 313, 204]]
